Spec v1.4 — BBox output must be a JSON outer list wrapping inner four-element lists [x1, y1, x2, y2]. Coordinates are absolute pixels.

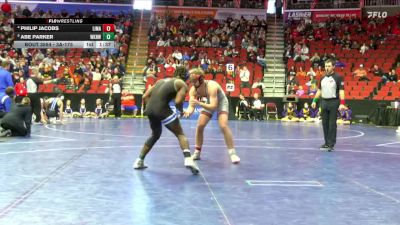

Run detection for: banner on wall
[[285, 11, 312, 20], [153, 6, 266, 20], [312, 9, 361, 21], [285, 9, 361, 21], [364, 6, 400, 19]]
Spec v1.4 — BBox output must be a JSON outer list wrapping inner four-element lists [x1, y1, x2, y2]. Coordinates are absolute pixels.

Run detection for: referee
[[110, 76, 122, 119], [311, 59, 346, 151], [26, 68, 56, 123]]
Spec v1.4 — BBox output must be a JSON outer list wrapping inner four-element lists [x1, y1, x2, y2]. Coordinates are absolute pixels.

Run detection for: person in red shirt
[[14, 77, 27, 103], [121, 90, 138, 117], [1, 0, 11, 15]]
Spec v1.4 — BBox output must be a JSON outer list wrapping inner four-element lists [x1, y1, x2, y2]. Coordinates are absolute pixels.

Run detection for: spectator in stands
[[224, 47, 233, 57], [369, 39, 377, 50], [310, 53, 321, 68], [22, 6, 32, 17], [113, 67, 124, 79], [351, 40, 360, 50], [165, 61, 176, 77], [78, 76, 91, 93], [240, 65, 251, 89], [172, 50, 183, 61], [293, 43, 302, 61], [296, 67, 306, 77], [284, 44, 292, 62], [101, 68, 112, 81], [300, 44, 310, 61], [337, 105, 352, 125], [315, 65, 324, 77], [1, 0, 11, 16], [257, 53, 267, 69], [182, 52, 190, 62], [296, 85, 305, 97], [287, 66, 296, 77], [286, 74, 298, 95], [388, 68, 398, 83], [200, 55, 211, 71], [157, 38, 166, 47], [360, 43, 369, 55], [353, 64, 369, 81], [250, 93, 264, 121], [370, 64, 385, 83], [92, 68, 102, 82], [236, 94, 251, 120], [155, 52, 165, 65], [314, 29, 323, 41], [307, 75, 318, 96], [143, 60, 158, 81], [307, 67, 316, 77], [14, 77, 27, 103]]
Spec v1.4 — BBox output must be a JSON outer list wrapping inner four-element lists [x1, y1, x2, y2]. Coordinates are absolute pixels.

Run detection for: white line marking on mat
[[45, 125, 364, 141], [246, 180, 324, 187], [340, 176, 400, 204], [31, 134, 74, 140], [0, 139, 75, 145], [199, 169, 233, 225], [0, 145, 177, 155], [3, 144, 400, 157], [376, 142, 400, 147]]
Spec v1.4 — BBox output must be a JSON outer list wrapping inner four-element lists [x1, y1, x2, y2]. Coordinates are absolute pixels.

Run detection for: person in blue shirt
[[0, 86, 14, 118], [0, 61, 14, 94]]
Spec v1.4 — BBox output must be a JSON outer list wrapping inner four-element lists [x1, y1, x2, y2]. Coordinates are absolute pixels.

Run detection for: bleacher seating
[[286, 16, 400, 100]]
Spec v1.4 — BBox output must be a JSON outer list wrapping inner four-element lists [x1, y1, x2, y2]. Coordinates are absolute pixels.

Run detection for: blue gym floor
[[0, 118, 399, 225]]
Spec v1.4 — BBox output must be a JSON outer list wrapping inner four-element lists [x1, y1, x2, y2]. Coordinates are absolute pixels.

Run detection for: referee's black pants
[[28, 93, 41, 122], [112, 93, 122, 118], [321, 99, 340, 147]]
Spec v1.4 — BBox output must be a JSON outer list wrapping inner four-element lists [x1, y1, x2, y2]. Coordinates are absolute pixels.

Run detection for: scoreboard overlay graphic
[[14, 18, 115, 49]]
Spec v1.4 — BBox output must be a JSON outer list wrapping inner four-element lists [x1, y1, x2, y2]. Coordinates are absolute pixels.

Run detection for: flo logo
[[367, 11, 387, 18]]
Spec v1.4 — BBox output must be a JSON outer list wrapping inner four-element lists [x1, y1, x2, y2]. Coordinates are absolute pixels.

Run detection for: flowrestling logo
[[367, 11, 388, 18]]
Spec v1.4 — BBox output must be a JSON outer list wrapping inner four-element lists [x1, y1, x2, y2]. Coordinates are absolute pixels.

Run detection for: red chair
[[241, 88, 251, 97], [251, 88, 261, 96]]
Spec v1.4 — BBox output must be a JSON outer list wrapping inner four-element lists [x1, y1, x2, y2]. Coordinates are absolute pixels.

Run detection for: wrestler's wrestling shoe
[[192, 150, 201, 160], [229, 149, 240, 164], [133, 158, 147, 170], [184, 157, 199, 175]]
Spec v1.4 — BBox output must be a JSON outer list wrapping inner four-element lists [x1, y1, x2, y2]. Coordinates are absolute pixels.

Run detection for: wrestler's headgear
[[188, 68, 205, 88]]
